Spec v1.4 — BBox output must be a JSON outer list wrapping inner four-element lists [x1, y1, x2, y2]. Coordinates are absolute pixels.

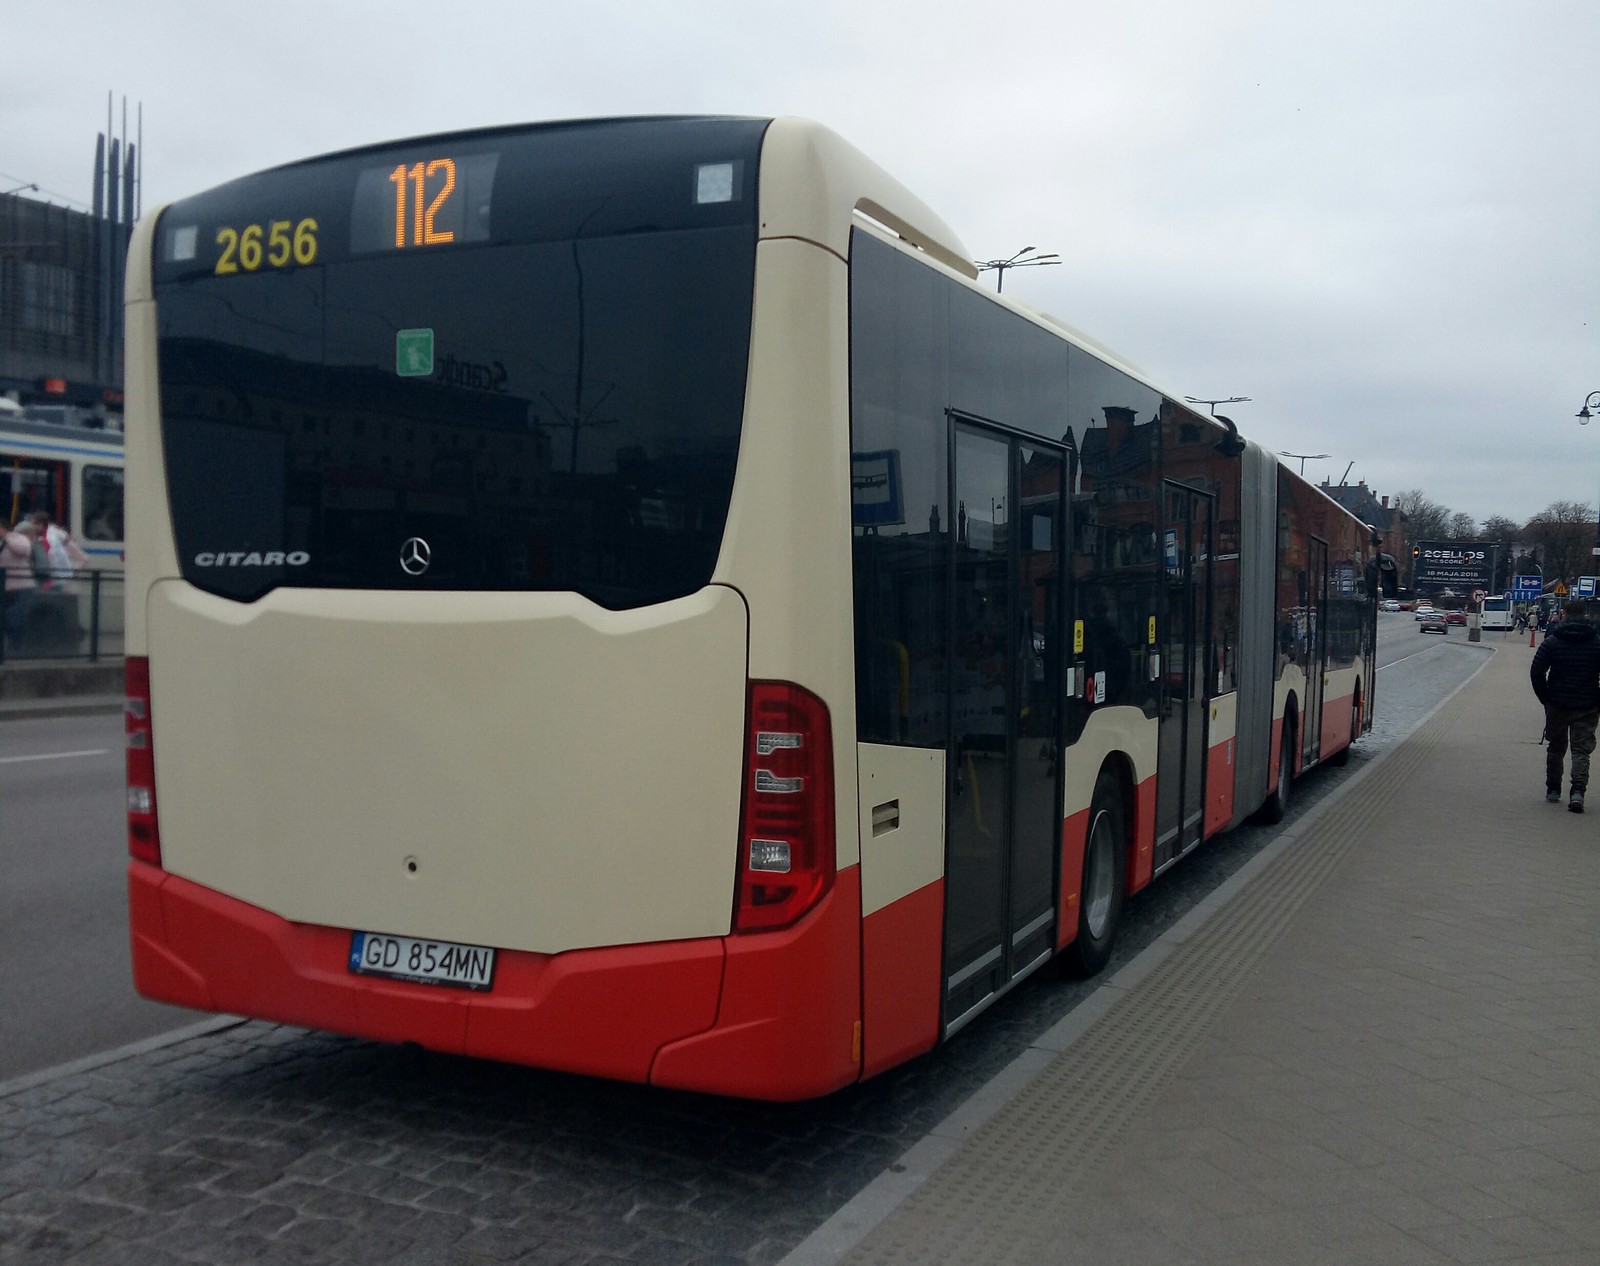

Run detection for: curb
[[0, 694, 124, 721], [0, 1016, 250, 1100]]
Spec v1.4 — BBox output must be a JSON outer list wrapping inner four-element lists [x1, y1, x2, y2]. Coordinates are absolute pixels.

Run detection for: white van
[[1481, 596, 1513, 632]]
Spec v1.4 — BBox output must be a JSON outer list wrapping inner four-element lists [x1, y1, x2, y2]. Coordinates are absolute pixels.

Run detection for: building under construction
[[0, 109, 139, 421]]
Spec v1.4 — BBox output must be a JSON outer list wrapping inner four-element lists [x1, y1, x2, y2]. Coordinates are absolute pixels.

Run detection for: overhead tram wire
[[0, 171, 92, 210]]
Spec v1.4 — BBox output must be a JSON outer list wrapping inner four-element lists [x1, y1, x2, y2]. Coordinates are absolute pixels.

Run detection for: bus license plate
[[349, 932, 495, 991]]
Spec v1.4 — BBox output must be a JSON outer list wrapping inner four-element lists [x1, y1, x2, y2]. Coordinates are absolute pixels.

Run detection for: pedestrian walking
[[28, 510, 88, 588], [1531, 599, 1600, 812], [0, 518, 41, 662]]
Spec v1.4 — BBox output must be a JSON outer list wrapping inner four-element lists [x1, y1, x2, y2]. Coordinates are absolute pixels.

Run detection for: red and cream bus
[[124, 117, 1381, 1100]]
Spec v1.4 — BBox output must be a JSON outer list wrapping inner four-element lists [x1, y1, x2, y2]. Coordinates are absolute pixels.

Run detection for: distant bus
[[1480, 596, 1513, 632], [123, 117, 1381, 1100]]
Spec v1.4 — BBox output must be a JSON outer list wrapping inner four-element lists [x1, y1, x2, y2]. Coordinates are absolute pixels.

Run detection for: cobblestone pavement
[[0, 641, 1488, 1266]]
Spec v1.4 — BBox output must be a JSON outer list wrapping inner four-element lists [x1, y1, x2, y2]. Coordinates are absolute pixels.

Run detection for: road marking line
[[0, 748, 112, 765]]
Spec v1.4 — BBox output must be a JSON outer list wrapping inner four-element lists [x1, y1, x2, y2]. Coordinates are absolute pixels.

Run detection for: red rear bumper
[[129, 861, 863, 1100]]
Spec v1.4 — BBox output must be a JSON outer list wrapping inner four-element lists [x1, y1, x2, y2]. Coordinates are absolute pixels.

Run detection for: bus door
[[1154, 482, 1214, 870], [943, 421, 1067, 1031], [1303, 537, 1328, 767]]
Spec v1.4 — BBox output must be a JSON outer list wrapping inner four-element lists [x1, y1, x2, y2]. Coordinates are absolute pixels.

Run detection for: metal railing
[[1, 569, 124, 662]]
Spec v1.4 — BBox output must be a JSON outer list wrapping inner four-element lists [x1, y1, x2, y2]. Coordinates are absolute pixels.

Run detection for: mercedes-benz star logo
[[399, 537, 432, 576]]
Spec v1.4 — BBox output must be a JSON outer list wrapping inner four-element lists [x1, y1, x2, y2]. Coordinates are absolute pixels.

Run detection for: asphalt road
[[0, 611, 1487, 1083], [0, 709, 192, 1079]]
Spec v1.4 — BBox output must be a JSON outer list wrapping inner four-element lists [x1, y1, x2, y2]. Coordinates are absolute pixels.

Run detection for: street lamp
[[975, 245, 1060, 293], [1184, 395, 1251, 416], [2, 182, 38, 196], [1279, 451, 1331, 477], [1575, 391, 1600, 563]]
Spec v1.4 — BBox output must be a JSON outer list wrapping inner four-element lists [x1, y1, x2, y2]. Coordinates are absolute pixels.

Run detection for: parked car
[[1446, 610, 1467, 625], [1419, 610, 1449, 634]]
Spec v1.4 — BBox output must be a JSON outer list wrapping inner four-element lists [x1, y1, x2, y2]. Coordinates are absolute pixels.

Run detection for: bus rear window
[[152, 118, 765, 607]]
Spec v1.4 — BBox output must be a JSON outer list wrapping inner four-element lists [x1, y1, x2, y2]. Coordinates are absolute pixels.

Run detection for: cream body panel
[[1209, 692, 1238, 744], [148, 582, 748, 952], [1061, 707, 1160, 818], [1324, 663, 1361, 702], [716, 235, 862, 867], [758, 118, 972, 277], [857, 744, 946, 917], [1274, 664, 1307, 720], [124, 208, 180, 657]]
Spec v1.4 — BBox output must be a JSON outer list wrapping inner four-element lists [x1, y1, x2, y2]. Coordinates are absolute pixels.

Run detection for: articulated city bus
[[124, 117, 1381, 1100]]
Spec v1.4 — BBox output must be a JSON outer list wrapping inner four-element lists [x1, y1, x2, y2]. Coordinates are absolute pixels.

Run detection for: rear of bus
[[124, 117, 869, 1100], [1481, 596, 1512, 631]]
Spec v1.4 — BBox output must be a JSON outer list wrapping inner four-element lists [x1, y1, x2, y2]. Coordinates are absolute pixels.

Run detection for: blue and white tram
[[1, 407, 125, 658], [0, 408, 125, 564]]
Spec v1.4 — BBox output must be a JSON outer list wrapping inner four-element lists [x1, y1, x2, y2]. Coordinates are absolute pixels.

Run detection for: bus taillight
[[125, 656, 162, 866], [734, 681, 835, 933]]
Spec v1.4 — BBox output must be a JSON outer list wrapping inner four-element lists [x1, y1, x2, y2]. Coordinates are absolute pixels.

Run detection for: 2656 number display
[[214, 217, 319, 274]]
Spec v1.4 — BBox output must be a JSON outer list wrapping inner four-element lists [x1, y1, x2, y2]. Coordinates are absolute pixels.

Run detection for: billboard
[[1414, 541, 1494, 591]]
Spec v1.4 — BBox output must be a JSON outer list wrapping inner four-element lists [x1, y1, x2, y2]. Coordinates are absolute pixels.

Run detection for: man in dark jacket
[[1531, 599, 1600, 812]]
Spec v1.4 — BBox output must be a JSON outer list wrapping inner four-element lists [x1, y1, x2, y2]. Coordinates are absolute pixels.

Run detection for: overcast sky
[[6, 0, 1597, 527]]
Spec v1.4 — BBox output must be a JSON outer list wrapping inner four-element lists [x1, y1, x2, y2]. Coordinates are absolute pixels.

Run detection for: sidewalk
[[824, 640, 1600, 1265]]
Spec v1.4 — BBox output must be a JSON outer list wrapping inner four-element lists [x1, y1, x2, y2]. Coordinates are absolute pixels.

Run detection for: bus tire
[[1061, 771, 1127, 979], [1254, 716, 1295, 824]]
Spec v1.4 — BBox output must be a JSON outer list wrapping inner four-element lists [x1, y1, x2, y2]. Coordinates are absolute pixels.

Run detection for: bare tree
[[1481, 515, 1521, 542], [1481, 516, 1522, 589], [1447, 511, 1478, 540], [1393, 489, 1454, 588], [1525, 500, 1596, 585]]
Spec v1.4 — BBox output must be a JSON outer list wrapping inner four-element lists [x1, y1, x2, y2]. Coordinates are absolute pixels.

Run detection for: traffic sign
[[1554, 581, 1569, 596], [1472, 589, 1486, 603], [1579, 577, 1597, 598], [1512, 575, 1543, 602]]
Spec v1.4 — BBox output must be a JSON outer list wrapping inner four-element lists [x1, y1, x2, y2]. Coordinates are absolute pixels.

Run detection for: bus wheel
[[1061, 772, 1127, 978], [1254, 718, 1294, 824]]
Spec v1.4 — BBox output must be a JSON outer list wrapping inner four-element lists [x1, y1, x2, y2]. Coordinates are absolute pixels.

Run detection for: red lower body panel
[[1321, 691, 1354, 760], [1130, 775, 1157, 892], [859, 878, 943, 1078], [1206, 738, 1235, 836], [129, 861, 864, 1100], [652, 867, 863, 1100], [1056, 806, 1090, 949]]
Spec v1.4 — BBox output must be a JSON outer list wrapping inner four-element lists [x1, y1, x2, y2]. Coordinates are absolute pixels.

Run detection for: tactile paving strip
[[843, 699, 1460, 1266]]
